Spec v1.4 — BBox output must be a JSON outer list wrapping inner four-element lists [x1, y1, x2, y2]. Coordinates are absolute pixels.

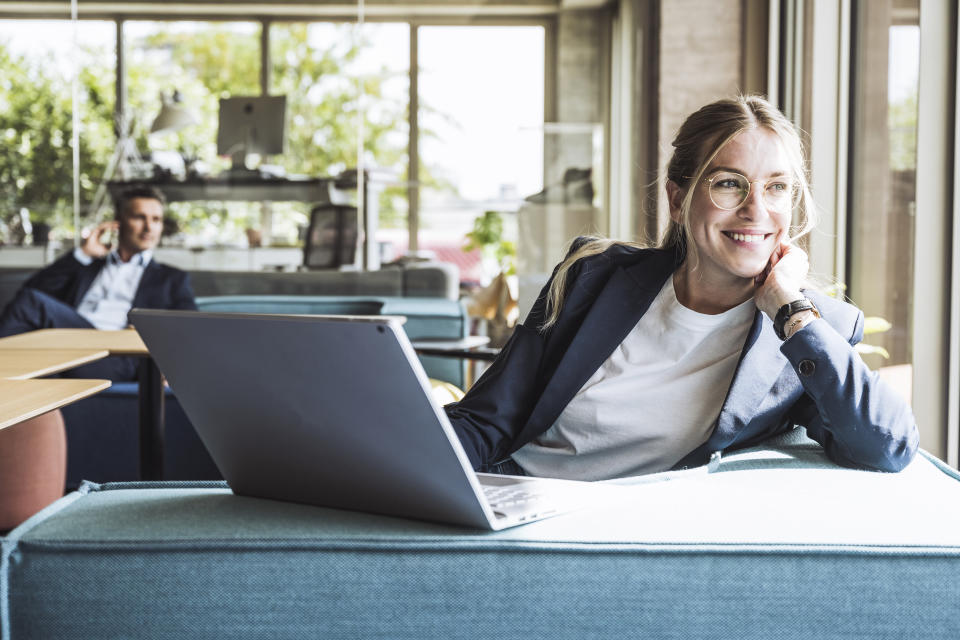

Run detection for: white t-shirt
[[512, 276, 756, 480]]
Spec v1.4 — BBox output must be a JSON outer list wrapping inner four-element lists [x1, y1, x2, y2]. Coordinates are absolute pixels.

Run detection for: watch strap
[[774, 298, 819, 340]]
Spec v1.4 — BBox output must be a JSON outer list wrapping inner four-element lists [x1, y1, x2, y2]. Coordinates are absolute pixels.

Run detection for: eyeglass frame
[[683, 170, 800, 212]]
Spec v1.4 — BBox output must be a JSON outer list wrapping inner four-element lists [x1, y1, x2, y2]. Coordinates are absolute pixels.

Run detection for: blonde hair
[[540, 95, 818, 331]]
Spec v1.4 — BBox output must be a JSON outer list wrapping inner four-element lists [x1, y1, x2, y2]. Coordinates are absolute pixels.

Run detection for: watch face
[[775, 299, 815, 339]]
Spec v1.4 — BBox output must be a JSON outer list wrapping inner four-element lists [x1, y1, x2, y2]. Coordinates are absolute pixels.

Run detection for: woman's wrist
[[756, 284, 804, 320]]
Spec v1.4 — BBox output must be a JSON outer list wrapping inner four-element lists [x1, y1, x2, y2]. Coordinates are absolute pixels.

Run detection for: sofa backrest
[[0, 268, 34, 311], [194, 295, 469, 388], [2, 259, 459, 309], [188, 269, 404, 298]]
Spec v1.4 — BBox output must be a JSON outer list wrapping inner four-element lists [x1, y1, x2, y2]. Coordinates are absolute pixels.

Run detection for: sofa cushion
[[4, 432, 960, 639]]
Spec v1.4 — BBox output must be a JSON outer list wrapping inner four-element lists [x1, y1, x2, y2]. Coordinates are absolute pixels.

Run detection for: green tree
[[0, 40, 113, 238], [889, 91, 918, 172]]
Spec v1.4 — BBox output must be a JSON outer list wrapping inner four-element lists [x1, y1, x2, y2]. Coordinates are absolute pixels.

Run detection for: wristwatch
[[773, 298, 821, 340]]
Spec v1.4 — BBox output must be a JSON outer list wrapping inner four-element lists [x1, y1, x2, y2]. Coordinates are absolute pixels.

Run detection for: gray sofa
[[0, 260, 461, 309], [3, 429, 959, 639]]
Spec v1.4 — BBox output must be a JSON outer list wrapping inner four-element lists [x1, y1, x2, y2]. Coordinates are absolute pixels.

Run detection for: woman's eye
[[768, 182, 788, 192], [715, 179, 741, 189]]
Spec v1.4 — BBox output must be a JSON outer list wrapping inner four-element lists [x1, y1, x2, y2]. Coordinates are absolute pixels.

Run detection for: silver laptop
[[130, 309, 599, 530]]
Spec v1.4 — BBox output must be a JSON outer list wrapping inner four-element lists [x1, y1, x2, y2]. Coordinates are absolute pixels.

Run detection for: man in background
[[0, 186, 197, 380]]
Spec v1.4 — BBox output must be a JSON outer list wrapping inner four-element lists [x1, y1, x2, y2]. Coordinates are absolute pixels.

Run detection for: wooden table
[[0, 378, 110, 431], [0, 349, 110, 379], [0, 329, 166, 480], [411, 336, 500, 388], [0, 329, 146, 353], [410, 336, 498, 361]]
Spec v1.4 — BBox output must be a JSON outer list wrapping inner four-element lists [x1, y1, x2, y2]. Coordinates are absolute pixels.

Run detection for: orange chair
[[0, 409, 67, 531]]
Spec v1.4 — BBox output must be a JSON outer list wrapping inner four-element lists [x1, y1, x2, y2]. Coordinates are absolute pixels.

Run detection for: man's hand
[[754, 241, 809, 321], [81, 221, 118, 259]]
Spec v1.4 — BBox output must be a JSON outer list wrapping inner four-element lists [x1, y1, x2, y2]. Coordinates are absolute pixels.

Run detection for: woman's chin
[[726, 263, 768, 281]]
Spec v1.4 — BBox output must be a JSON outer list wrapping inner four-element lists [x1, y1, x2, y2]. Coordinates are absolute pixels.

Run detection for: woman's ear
[[666, 180, 685, 223]]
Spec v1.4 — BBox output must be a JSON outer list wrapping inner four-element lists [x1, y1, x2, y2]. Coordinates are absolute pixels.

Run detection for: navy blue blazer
[[23, 251, 197, 313], [446, 242, 919, 474]]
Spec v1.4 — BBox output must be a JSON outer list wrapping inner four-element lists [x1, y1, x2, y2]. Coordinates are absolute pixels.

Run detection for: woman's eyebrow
[[706, 165, 790, 178]]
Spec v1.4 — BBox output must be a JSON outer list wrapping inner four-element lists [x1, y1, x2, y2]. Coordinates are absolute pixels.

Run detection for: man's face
[[118, 197, 163, 256]]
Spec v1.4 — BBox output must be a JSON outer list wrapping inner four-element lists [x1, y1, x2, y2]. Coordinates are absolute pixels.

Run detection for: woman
[[445, 95, 918, 480]]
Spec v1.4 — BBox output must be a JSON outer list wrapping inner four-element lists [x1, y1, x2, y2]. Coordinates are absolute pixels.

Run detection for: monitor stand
[[225, 151, 263, 179]]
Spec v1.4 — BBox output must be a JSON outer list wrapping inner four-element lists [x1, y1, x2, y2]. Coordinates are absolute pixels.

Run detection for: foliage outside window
[[0, 18, 543, 275], [0, 22, 115, 241]]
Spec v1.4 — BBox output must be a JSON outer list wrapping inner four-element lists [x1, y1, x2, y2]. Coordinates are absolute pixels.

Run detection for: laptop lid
[[130, 309, 496, 528]]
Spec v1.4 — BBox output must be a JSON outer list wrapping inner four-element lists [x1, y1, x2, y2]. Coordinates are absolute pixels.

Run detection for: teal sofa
[[62, 295, 469, 488], [4, 429, 960, 639], [193, 295, 469, 387]]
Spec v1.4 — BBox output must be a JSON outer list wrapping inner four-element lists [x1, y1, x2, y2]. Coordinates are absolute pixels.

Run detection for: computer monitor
[[216, 95, 287, 171]]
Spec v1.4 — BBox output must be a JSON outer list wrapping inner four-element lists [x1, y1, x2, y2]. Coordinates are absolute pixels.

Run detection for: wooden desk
[[109, 171, 382, 270], [0, 379, 110, 431], [0, 349, 110, 379], [0, 329, 146, 353], [0, 329, 165, 480]]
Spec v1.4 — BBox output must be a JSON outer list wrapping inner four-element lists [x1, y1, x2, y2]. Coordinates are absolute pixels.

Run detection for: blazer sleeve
[[781, 314, 919, 472], [21, 252, 86, 302], [445, 237, 595, 470], [170, 271, 198, 311]]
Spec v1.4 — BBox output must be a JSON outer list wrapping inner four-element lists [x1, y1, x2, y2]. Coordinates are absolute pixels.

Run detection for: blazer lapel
[[519, 251, 676, 441], [71, 259, 106, 307], [708, 310, 789, 449]]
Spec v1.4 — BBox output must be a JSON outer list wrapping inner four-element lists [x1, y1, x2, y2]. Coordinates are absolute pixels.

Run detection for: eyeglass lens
[[709, 172, 796, 212]]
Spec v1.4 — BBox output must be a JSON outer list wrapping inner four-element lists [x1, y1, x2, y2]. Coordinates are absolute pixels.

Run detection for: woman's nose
[[737, 183, 768, 218]]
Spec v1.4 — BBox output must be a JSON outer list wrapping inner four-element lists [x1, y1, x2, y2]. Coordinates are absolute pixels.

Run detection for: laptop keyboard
[[482, 484, 543, 509]]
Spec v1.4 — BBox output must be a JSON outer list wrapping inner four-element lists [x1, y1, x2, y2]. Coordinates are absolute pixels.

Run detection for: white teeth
[[729, 232, 765, 243]]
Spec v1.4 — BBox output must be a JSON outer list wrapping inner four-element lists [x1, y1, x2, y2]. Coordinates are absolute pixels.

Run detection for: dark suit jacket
[[446, 242, 918, 474], [23, 251, 197, 313]]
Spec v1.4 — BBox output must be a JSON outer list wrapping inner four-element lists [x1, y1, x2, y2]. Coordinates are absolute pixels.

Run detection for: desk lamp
[[150, 90, 198, 134], [150, 90, 199, 179]]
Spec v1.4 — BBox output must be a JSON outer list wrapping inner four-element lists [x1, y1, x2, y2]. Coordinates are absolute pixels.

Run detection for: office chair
[[302, 203, 359, 269]]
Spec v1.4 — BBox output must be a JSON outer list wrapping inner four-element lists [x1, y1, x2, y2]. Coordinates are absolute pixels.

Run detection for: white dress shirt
[[74, 248, 153, 330]]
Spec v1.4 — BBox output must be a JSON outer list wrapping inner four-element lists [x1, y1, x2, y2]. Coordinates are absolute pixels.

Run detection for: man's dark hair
[[113, 185, 166, 218]]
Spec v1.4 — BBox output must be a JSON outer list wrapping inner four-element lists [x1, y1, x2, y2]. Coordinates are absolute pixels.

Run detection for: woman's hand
[[754, 241, 809, 321]]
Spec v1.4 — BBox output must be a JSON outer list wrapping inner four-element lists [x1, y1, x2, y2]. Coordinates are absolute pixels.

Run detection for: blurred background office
[[0, 0, 956, 466]]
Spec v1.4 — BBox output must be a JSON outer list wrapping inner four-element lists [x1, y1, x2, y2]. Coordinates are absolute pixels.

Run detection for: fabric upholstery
[[3, 431, 960, 639]]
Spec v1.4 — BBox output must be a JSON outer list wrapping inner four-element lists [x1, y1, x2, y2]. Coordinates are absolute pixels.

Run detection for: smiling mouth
[[722, 231, 772, 244]]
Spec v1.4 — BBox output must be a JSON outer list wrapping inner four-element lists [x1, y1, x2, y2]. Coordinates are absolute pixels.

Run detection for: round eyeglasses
[[696, 171, 799, 213]]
